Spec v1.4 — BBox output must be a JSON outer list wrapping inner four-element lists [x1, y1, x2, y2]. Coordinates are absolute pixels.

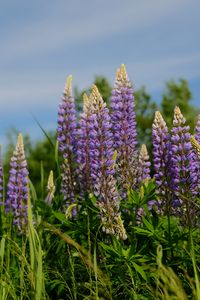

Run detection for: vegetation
[[0, 65, 200, 299]]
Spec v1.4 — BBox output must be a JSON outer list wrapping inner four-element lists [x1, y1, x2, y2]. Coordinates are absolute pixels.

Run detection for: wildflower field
[[0, 65, 200, 299]]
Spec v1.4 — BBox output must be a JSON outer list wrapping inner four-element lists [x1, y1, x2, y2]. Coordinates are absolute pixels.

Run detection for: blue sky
[[0, 0, 200, 147]]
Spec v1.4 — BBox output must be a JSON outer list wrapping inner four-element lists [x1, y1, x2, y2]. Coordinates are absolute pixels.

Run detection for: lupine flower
[[191, 136, 200, 159], [110, 64, 138, 193], [190, 136, 200, 202], [45, 170, 55, 205], [88, 85, 127, 239], [195, 114, 200, 143], [171, 107, 199, 224], [57, 75, 76, 156], [6, 134, 29, 233], [57, 75, 77, 211], [152, 111, 172, 212], [137, 144, 151, 185], [0, 146, 3, 203], [193, 116, 200, 194], [76, 93, 93, 193]]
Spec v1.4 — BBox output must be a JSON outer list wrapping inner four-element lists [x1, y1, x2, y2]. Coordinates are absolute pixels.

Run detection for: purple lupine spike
[[0, 146, 3, 204], [110, 64, 138, 193], [89, 85, 115, 185], [57, 75, 76, 156], [57, 75, 77, 211], [137, 144, 151, 185], [191, 136, 200, 159], [195, 114, 200, 143], [88, 85, 127, 239], [6, 134, 29, 233], [171, 107, 199, 225], [76, 93, 93, 193], [152, 111, 172, 212]]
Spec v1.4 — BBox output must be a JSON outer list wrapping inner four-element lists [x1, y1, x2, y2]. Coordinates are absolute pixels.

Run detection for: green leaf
[[53, 211, 67, 223], [132, 262, 147, 281], [142, 218, 154, 232], [133, 227, 153, 237]]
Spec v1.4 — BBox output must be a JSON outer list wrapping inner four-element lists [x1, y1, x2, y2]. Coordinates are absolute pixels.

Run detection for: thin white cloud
[[0, 0, 190, 62], [0, 52, 200, 112]]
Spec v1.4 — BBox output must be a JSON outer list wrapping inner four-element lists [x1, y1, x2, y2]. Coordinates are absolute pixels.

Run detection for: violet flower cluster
[[152, 108, 200, 223], [152, 111, 172, 212], [55, 67, 200, 233], [76, 93, 93, 193], [57, 75, 77, 212], [110, 64, 138, 193], [171, 107, 198, 196], [87, 85, 127, 239], [0, 146, 3, 203], [170, 107, 199, 224], [195, 114, 200, 143], [5, 134, 29, 233]]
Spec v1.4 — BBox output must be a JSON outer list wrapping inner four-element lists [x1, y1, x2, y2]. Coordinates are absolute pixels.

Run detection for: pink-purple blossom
[[6, 134, 29, 233]]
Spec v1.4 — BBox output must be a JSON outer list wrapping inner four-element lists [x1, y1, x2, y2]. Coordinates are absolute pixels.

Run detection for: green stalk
[[189, 229, 200, 299]]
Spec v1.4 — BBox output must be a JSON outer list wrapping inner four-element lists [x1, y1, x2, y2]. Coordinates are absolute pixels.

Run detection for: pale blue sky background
[[0, 0, 200, 147]]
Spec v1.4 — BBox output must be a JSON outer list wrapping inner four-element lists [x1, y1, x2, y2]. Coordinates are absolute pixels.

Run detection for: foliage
[[161, 79, 200, 130], [0, 71, 200, 299]]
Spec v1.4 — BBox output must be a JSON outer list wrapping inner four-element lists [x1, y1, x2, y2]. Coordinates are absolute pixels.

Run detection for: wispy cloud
[[0, 0, 191, 62], [0, 52, 200, 112], [0, 0, 200, 144]]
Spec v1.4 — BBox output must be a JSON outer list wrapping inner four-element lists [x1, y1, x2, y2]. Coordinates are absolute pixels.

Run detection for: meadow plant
[[152, 111, 172, 213], [5, 134, 29, 233], [76, 93, 93, 193], [137, 144, 151, 185], [0, 66, 200, 299], [110, 64, 138, 194], [45, 170, 55, 205], [0, 146, 3, 203], [57, 75, 77, 213], [191, 136, 200, 159], [171, 107, 199, 225], [195, 114, 200, 143], [87, 85, 127, 239]]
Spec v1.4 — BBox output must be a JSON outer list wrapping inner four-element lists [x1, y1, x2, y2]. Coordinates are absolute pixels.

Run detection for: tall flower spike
[[57, 75, 76, 156], [76, 93, 93, 193], [57, 75, 77, 210], [45, 170, 55, 205], [0, 146, 3, 204], [110, 64, 138, 194], [191, 136, 200, 159], [171, 107, 199, 225], [137, 144, 151, 185], [88, 85, 127, 239], [6, 134, 29, 233], [195, 114, 200, 143], [152, 111, 172, 212], [190, 135, 200, 203]]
